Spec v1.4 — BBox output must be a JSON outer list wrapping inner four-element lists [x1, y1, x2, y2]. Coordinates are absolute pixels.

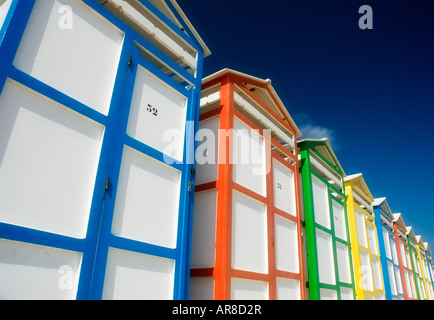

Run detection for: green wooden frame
[[406, 227, 424, 300], [299, 140, 356, 300]]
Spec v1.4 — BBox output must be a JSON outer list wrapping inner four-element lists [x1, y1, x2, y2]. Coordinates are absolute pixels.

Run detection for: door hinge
[[128, 55, 132, 66], [105, 176, 110, 191], [188, 181, 194, 192]]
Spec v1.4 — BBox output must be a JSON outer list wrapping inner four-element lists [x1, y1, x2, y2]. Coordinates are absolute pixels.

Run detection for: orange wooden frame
[[394, 222, 418, 300], [191, 74, 306, 300]]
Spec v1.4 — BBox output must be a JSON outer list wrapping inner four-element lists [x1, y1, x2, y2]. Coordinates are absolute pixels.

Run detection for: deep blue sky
[[180, 0, 434, 248]]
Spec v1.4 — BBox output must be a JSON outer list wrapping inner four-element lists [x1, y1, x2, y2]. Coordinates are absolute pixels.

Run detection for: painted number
[[147, 104, 158, 116]]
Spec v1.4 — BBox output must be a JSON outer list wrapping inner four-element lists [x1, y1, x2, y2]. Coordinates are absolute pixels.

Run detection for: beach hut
[[189, 68, 305, 300], [424, 242, 434, 296], [373, 198, 404, 299], [416, 236, 433, 300], [406, 227, 425, 299], [298, 138, 356, 300], [344, 174, 385, 300], [392, 213, 418, 299], [0, 0, 209, 299]]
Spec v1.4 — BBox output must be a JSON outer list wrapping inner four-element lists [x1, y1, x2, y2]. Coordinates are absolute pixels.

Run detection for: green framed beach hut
[[298, 138, 356, 300]]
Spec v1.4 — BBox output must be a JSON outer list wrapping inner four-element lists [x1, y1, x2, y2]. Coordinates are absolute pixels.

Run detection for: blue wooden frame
[[0, 0, 205, 300], [425, 250, 434, 293], [374, 199, 405, 300]]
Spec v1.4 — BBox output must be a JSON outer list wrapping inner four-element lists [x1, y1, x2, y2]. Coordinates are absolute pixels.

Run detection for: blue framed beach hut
[[0, 0, 209, 299], [373, 197, 404, 300], [424, 242, 434, 296]]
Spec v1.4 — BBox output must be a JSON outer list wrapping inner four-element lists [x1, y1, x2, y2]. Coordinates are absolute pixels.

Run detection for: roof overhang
[[202, 68, 302, 137], [169, 0, 211, 57], [298, 138, 346, 176]]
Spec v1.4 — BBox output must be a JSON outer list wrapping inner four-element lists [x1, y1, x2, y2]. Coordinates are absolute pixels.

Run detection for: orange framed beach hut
[[188, 68, 305, 300], [392, 213, 418, 299]]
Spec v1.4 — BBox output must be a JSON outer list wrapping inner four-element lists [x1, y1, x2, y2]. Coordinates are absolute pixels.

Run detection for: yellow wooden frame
[[345, 175, 386, 300], [416, 237, 431, 300]]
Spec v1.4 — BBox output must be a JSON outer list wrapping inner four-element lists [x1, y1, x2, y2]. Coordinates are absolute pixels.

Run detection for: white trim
[[200, 91, 220, 108], [106, 0, 197, 69], [380, 213, 394, 231], [202, 68, 302, 137], [169, 0, 211, 57], [233, 91, 294, 150], [353, 190, 372, 214], [309, 153, 343, 189]]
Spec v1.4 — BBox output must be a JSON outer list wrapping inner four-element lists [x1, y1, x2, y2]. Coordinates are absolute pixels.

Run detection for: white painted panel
[[276, 278, 300, 300], [102, 248, 175, 300], [340, 287, 354, 300], [372, 257, 383, 290], [336, 242, 352, 284], [376, 293, 385, 300], [127, 65, 187, 162], [332, 201, 347, 241], [320, 288, 337, 300], [405, 249, 412, 270], [419, 277, 427, 299], [360, 251, 373, 291], [311, 176, 330, 229], [273, 159, 296, 216], [0, 0, 12, 31], [316, 228, 335, 285], [399, 241, 407, 267], [191, 190, 217, 268], [355, 209, 368, 247], [112, 146, 180, 248], [428, 281, 434, 300], [391, 239, 399, 265], [386, 262, 396, 295], [0, 239, 82, 300], [409, 270, 417, 298], [196, 116, 220, 185], [423, 260, 429, 279], [383, 228, 392, 259], [13, 0, 124, 115], [410, 272, 417, 298], [231, 278, 268, 300], [189, 277, 214, 300], [412, 251, 420, 274], [365, 294, 375, 300], [233, 118, 266, 197], [367, 225, 378, 255], [0, 80, 103, 238], [431, 265, 434, 281], [395, 266, 403, 294], [274, 215, 299, 273], [232, 191, 267, 274], [404, 270, 412, 298]]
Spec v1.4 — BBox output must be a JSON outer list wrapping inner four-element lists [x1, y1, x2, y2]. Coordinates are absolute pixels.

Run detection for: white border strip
[[200, 91, 220, 108], [107, 0, 197, 69], [234, 92, 294, 149], [309, 154, 343, 189]]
